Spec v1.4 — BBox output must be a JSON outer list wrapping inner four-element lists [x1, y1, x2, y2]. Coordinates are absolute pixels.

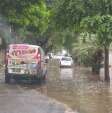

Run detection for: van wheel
[[42, 74, 47, 81], [5, 74, 10, 83], [40, 75, 46, 84], [43, 69, 47, 79], [42, 72, 47, 83]]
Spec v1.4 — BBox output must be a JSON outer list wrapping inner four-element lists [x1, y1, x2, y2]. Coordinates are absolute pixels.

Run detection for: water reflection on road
[[60, 68, 73, 80], [18, 63, 112, 113], [46, 65, 112, 113]]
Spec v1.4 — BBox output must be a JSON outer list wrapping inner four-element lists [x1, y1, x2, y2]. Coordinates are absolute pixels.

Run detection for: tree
[[81, 15, 112, 81], [72, 33, 103, 74], [0, 0, 51, 36], [52, 0, 112, 81]]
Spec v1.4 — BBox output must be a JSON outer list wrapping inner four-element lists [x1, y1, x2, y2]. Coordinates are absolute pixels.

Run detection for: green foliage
[[81, 15, 112, 47], [0, 0, 51, 34], [72, 33, 101, 65], [49, 29, 77, 52], [53, 0, 112, 30], [52, 0, 112, 77], [53, 0, 84, 30], [53, 0, 112, 54]]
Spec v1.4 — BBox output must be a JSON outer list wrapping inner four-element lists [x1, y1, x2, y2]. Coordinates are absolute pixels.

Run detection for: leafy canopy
[[81, 15, 112, 47], [0, 0, 51, 34], [53, 0, 112, 29]]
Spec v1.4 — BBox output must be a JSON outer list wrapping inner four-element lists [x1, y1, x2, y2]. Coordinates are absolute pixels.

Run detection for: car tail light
[[37, 53, 41, 62], [34, 52, 41, 63]]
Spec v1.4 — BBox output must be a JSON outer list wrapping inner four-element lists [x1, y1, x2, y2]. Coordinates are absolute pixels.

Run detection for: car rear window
[[62, 57, 72, 61]]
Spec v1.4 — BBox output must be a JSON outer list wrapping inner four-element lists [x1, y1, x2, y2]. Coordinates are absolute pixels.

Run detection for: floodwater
[[1, 59, 112, 113], [44, 61, 112, 113]]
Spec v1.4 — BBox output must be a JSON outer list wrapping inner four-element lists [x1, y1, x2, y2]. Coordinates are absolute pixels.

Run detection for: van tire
[[42, 74, 46, 81], [5, 73, 10, 83]]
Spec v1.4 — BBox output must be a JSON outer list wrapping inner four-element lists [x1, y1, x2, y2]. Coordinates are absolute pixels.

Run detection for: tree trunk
[[92, 49, 103, 75], [104, 46, 110, 82], [92, 66, 100, 74]]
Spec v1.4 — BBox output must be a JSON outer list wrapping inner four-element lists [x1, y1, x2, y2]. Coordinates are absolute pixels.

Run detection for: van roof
[[8, 44, 41, 49]]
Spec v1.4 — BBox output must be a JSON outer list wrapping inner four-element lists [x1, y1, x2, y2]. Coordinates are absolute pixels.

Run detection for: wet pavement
[[46, 61, 112, 113], [0, 60, 112, 113], [0, 68, 75, 113]]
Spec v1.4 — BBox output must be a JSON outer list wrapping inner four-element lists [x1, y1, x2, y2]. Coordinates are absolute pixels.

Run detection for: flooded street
[[0, 60, 112, 113], [0, 69, 68, 113], [1, 0, 112, 113], [45, 61, 112, 113]]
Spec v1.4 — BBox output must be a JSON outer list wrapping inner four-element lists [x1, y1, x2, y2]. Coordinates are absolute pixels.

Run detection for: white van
[[5, 44, 47, 83]]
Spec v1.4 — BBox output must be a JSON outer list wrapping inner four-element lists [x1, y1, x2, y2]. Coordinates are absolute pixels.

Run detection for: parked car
[[5, 44, 47, 83], [60, 56, 73, 67]]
